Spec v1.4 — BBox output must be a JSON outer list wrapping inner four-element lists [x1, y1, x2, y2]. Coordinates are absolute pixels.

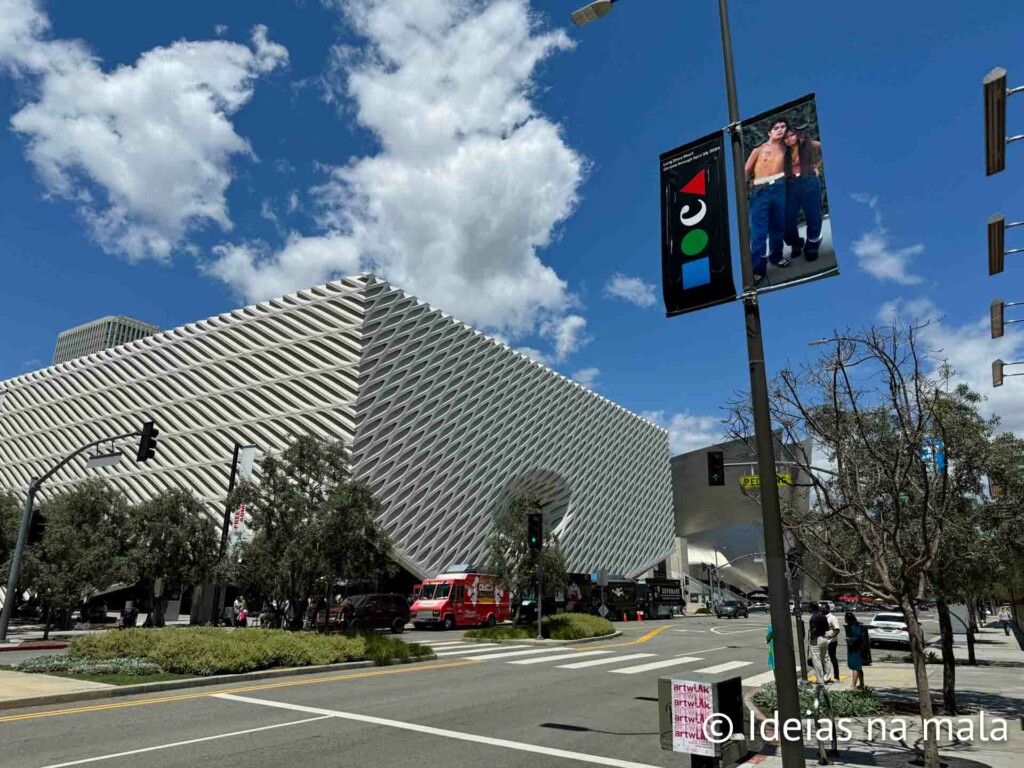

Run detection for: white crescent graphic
[[680, 200, 707, 227]]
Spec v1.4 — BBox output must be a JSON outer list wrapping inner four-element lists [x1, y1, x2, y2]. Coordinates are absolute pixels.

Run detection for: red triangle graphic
[[679, 171, 706, 196]]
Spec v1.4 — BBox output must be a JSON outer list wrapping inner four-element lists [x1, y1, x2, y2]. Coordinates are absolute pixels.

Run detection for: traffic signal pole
[[0, 428, 143, 642], [718, 1, 804, 764]]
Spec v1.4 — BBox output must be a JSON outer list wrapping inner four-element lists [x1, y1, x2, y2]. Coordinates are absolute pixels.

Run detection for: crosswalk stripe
[[557, 653, 656, 670], [741, 671, 776, 687], [693, 661, 753, 674], [610, 656, 703, 675], [433, 645, 529, 656], [506, 650, 613, 665], [414, 641, 474, 648], [462, 648, 559, 661]]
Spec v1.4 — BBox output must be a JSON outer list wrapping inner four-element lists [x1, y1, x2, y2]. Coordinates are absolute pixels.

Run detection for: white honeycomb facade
[[0, 275, 673, 578]]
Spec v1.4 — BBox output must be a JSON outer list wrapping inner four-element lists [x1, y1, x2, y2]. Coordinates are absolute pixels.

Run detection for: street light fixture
[[571, 0, 616, 27], [987, 213, 1024, 275], [989, 299, 1024, 339], [984, 67, 1024, 176], [992, 359, 1024, 387]]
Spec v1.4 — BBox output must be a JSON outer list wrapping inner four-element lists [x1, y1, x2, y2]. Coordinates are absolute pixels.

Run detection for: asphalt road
[[1, 613, 937, 768]]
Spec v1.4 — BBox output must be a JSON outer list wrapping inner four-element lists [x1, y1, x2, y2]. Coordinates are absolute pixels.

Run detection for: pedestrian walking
[[844, 611, 864, 691], [998, 607, 1012, 636], [232, 596, 242, 626], [808, 605, 832, 684], [823, 602, 842, 682]]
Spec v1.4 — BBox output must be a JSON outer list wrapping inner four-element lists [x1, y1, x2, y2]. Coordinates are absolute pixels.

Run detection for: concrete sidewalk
[[750, 621, 1023, 767], [0, 670, 113, 704]]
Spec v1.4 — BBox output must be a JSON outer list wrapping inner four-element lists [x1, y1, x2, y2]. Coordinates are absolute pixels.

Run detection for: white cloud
[[209, 0, 586, 359], [571, 366, 600, 389], [605, 273, 657, 307], [880, 298, 1024, 435], [851, 194, 924, 285], [0, 0, 287, 261], [214, 24, 229, 36], [641, 410, 726, 456]]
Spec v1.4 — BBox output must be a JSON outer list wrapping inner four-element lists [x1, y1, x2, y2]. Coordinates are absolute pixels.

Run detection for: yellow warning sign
[[740, 473, 792, 489]]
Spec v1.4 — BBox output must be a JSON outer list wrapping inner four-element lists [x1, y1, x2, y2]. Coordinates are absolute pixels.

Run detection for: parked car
[[715, 600, 749, 619], [749, 602, 770, 613], [410, 570, 510, 629], [868, 612, 910, 648], [316, 593, 410, 634]]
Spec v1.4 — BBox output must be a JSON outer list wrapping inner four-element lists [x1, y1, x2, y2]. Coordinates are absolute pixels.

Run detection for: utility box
[[658, 671, 748, 768]]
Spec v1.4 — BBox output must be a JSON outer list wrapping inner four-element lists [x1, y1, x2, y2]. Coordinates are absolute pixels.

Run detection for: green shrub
[[878, 651, 940, 664], [695, 607, 711, 615], [18, 655, 163, 676], [464, 613, 614, 641], [752, 682, 890, 718], [66, 628, 430, 676]]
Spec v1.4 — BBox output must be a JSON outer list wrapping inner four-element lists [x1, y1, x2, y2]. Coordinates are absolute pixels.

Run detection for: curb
[[460, 631, 623, 646], [0, 642, 69, 653], [0, 653, 438, 711]]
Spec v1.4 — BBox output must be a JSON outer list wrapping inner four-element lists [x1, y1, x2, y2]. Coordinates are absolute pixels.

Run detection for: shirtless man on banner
[[744, 118, 792, 285]]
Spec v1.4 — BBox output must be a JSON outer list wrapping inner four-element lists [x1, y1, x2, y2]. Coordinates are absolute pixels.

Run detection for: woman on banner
[[782, 127, 824, 261]]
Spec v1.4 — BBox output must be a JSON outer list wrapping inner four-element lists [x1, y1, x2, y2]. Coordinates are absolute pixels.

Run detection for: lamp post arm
[[0, 428, 143, 642]]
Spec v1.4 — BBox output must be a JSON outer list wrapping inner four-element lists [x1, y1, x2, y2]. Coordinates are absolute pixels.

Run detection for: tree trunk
[[42, 604, 51, 641], [936, 597, 957, 716], [903, 599, 940, 768], [150, 588, 166, 628]]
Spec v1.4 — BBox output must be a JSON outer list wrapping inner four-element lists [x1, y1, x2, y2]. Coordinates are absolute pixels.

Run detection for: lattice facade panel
[[0, 275, 673, 579]]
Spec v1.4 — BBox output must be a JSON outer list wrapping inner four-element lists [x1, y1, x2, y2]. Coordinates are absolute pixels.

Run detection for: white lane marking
[[37, 715, 331, 768], [709, 626, 765, 636], [741, 671, 777, 687], [214, 693, 662, 768], [432, 645, 528, 656], [557, 653, 656, 669], [672, 629, 706, 633], [462, 648, 561, 661], [506, 650, 612, 665], [674, 645, 729, 657], [694, 660, 753, 674], [610, 656, 703, 675]]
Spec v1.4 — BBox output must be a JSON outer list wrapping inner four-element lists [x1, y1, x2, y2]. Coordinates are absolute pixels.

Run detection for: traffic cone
[[637, 611, 643, 623], [623, 612, 628, 622]]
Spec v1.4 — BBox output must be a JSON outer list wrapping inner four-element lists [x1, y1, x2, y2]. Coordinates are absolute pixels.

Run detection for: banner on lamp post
[[660, 130, 736, 316], [739, 93, 839, 292]]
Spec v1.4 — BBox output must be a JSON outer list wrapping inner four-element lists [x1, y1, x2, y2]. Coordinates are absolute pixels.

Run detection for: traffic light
[[707, 450, 725, 486], [27, 511, 47, 546], [136, 420, 159, 462], [527, 512, 543, 551]]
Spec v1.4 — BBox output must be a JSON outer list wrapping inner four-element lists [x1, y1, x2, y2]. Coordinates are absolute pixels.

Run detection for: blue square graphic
[[682, 257, 711, 289]]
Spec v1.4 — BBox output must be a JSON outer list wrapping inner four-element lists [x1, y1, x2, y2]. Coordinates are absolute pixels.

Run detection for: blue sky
[[2, 0, 1024, 451]]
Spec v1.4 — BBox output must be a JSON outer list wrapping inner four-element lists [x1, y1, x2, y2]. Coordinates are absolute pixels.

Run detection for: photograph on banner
[[660, 131, 736, 316], [740, 93, 839, 291]]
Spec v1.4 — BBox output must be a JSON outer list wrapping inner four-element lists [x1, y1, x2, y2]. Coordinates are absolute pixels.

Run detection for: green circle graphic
[[681, 229, 708, 256]]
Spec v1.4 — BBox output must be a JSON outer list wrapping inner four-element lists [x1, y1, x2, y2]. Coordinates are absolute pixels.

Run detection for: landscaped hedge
[[752, 682, 890, 718], [66, 628, 432, 676], [464, 613, 615, 641], [18, 655, 163, 676]]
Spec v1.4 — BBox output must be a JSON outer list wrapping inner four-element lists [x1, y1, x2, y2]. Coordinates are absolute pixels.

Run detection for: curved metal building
[[0, 275, 673, 579]]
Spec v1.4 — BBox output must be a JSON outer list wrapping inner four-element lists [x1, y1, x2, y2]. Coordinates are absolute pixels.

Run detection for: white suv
[[868, 612, 910, 647]]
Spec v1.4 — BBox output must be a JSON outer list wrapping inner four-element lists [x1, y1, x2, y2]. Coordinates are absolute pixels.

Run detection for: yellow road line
[[574, 624, 669, 651], [0, 659, 481, 725]]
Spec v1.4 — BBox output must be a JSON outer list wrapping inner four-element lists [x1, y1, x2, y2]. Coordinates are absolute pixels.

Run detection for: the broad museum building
[[0, 275, 673, 581]]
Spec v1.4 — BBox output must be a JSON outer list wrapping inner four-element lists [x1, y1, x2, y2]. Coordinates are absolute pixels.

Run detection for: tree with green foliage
[[20, 480, 129, 638], [228, 434, 393, 629], [728, 322, 991, 768], [0, 491, 19, 567], [486, 497, 569, 623], [123, 489, 220, 627]]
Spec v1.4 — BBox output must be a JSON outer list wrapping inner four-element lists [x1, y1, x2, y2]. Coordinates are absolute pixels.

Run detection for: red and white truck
[[410, 570, 510, 630]]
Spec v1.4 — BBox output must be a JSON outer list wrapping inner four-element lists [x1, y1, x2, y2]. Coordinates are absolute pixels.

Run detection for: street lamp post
[[0, 429, 143, 643], [572, 2, 805, 764]]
